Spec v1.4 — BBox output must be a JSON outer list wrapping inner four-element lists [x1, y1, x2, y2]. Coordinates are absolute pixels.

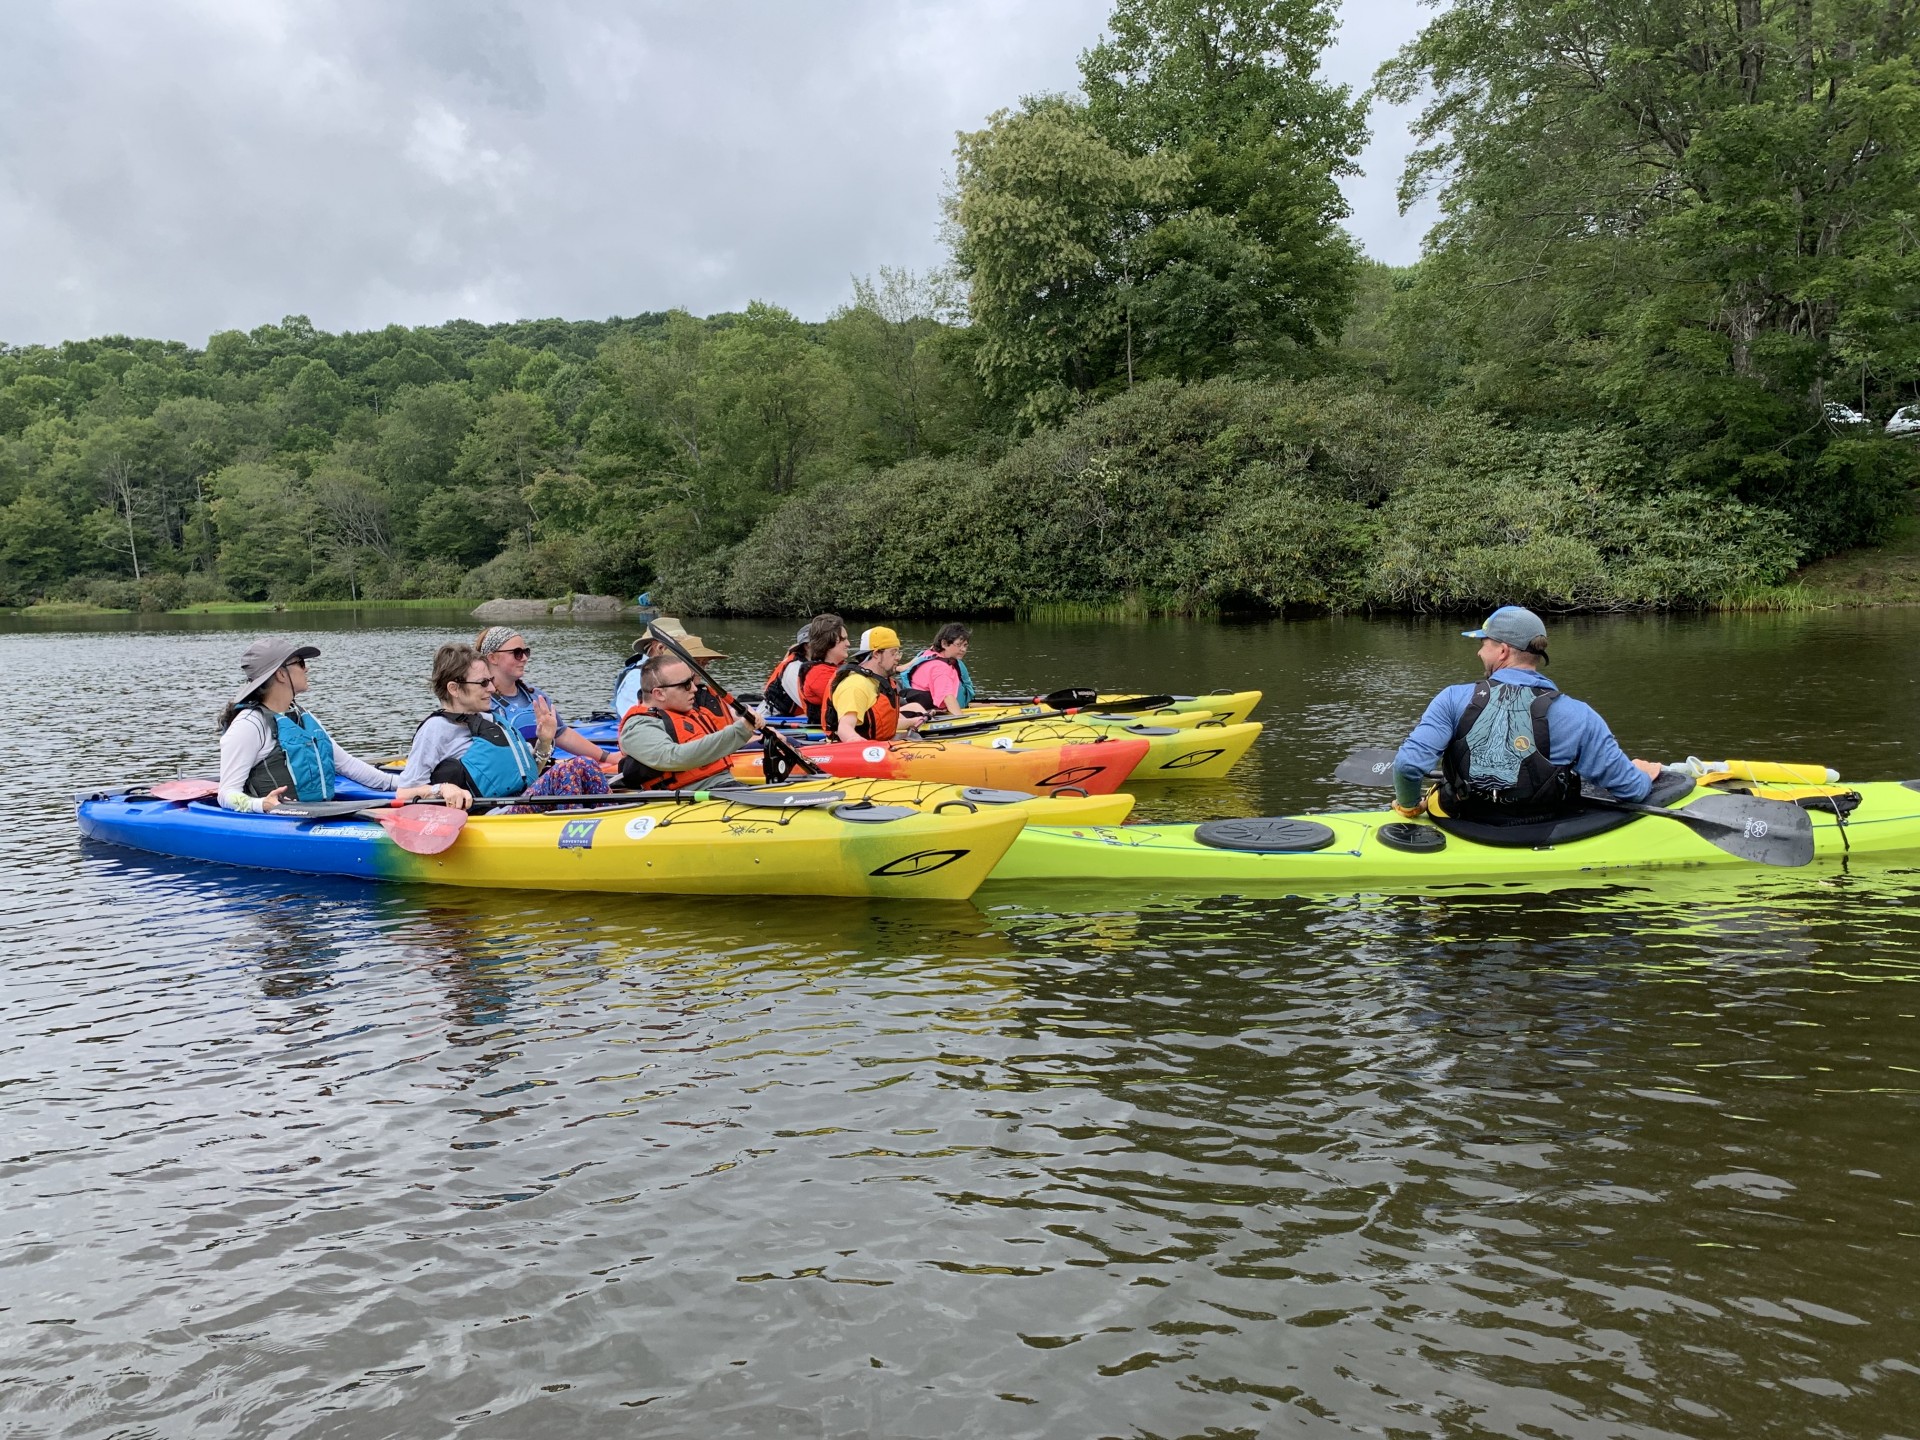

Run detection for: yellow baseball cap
[[856, 626, 901, 653]]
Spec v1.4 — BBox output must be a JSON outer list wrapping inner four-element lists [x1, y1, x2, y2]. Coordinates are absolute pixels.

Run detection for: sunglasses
[[655, 677, 697, 692], [496, 647, 532, 660], [460, 675, 497, 690]]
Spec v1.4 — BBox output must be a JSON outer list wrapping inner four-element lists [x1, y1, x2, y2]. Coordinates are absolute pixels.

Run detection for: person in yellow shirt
[[826, 627, 904, 742]]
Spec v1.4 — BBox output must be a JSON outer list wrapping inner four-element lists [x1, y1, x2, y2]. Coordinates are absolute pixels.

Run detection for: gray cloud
[[0, 0, 1436, 346]]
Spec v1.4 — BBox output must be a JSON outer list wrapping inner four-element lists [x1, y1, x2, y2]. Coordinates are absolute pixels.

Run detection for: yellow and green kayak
[[989, 781, 1920, 892], [77, 782, 1039, 900]]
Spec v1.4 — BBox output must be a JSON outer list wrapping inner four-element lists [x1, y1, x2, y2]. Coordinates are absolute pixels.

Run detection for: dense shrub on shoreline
[[679, 378, 1804, 617]]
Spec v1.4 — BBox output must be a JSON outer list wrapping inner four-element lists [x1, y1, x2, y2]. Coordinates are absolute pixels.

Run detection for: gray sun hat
[[795, 624, 811, 645], [234, 637, 320, 704], [1462, 606, 1548, 652]]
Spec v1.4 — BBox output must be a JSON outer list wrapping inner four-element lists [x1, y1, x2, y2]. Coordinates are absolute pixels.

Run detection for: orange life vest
[[616, 702, 735, 790], [822, 663, 900, 742]]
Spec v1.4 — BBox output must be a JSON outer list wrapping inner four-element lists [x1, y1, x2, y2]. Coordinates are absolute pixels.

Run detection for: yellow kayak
[[958, 718, 1263, 782]]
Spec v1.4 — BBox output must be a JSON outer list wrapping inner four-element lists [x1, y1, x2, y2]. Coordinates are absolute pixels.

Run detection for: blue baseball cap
[[1462, 606, 1548, 651]]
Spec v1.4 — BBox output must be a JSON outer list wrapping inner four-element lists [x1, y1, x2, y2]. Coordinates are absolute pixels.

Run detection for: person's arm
[[1391, 687, 1465, 813], [218, 711, 281, 812], [619, 712, 752, 773], [832, 675, 873, 744], [398, 718, 464, 789], [331, 743, 399, 792], [1561, 701, 1655, 801], [555, 726, 609, 763]]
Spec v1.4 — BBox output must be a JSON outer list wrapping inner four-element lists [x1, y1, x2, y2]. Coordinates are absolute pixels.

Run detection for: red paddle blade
[[149, 778, 220, 801], [374, 804, 468, 855]]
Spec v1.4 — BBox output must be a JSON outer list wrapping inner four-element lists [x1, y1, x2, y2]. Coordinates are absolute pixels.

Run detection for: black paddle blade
[[1039, 688, 1100, 710], [762, 744, 795, 784], [1333, 747, 1400, 786], [1667, 793, 1816, 866], [1088, 694, 1177, 713]]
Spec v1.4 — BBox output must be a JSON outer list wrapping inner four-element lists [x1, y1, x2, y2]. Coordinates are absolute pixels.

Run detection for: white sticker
[[623, 815, 658, 840], [862, 745, 887, 763], [991, 736, 1016, 751]]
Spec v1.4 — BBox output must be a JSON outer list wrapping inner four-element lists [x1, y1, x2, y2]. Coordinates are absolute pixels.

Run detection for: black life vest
[[617, 702, 735, 790], [1438, 679, 1578, 821], [762, 644, 807, 717], [823, 663, 900, 742]]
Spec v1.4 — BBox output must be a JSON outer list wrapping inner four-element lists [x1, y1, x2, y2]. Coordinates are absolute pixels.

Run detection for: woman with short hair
[[401, 643, 611, 806]]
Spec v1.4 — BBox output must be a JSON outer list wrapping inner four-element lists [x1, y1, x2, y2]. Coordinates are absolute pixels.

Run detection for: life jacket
[[235, 703, 338, 802], [490, 683, 557, 745], [900, 650, 975, 709], [1438, 679, 1578, 821], [798, 661, 836, 726], [694, 684, 728, 719], [616, 702, 735, 790], [419, 710, 539, 798], [823, 663, 900, 742], [762, 644, 807, 717]]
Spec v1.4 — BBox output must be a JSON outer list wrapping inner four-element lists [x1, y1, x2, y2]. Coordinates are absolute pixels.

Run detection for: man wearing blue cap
[[1391, 606, 1660, 822]]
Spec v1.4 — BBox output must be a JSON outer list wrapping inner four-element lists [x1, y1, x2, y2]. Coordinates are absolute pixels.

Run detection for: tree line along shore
[[4, 0, 1917, 620]]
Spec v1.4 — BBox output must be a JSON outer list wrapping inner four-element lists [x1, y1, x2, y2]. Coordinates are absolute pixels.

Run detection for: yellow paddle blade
[[1712, 760, 1843, 783]]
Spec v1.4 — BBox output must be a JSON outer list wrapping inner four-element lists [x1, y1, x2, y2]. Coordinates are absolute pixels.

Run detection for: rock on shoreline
[[470, 595, 627, 621]]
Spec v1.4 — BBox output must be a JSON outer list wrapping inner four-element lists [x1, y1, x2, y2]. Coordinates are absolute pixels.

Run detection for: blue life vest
[[900, 651, 975, 708], [238, 703, 338, 801], [423, 711, 539, 798]]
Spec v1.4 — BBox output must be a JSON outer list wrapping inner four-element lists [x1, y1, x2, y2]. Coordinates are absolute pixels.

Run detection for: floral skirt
[[498, 756, 610, 814]]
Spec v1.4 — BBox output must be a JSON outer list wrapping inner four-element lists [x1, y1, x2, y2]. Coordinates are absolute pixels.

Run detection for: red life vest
[[822, 663, 900, 742], [616, 702, 735, 790], [799, 661, 836, 726], [762, 645, 806, 717]]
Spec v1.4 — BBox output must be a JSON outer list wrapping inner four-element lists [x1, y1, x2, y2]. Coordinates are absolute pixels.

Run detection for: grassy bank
[[5, 597, 467, 618], [1786, 512, 1920, 605]]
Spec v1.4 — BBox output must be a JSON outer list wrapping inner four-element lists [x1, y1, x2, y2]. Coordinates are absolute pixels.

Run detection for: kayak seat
[[1431, 769, 1696, 848], [1194, 818, 1339, 853]]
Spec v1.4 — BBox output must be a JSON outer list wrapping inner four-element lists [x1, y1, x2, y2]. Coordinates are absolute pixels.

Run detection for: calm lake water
[[3, 608, 1918, 1438]]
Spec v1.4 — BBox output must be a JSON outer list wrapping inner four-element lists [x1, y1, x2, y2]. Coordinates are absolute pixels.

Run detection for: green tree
[[209, 462, 311, 599], [1377, 0, 1920, 546], [951, 97, 1181, 424], [826, 268, 979, 463]]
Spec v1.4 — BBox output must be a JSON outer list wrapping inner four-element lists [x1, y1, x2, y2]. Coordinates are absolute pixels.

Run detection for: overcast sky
[[0, 0, 1437, 348]]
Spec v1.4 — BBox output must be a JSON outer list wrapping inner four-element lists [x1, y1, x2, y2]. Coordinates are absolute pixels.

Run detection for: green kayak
[[986, 780, 1920, 892]]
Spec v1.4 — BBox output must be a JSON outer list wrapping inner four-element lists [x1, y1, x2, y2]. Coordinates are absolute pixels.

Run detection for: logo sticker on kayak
[[1037, 765, 1103, 788], [863, 745, 887, 763], [623, 815, 658, 840], [869, 848, 968, 877], [1161, 748, 1226, 770], [558, 819, 601, 850]]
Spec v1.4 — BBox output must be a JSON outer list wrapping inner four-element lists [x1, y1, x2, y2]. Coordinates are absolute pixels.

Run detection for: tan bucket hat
[[643, 616, 727, 660]]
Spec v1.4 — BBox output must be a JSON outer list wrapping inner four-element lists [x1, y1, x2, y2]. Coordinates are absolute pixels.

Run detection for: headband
[[476, 626, 518, 656]]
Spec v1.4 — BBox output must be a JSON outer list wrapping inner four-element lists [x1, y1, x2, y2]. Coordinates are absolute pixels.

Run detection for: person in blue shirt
[[1392, 606, 1660, 823], [474, 627, 614, 769]]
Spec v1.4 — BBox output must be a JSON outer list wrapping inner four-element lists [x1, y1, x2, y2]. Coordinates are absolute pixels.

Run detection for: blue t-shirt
[[491, 682, 567, 745], [1394, 667, 1651, 803]]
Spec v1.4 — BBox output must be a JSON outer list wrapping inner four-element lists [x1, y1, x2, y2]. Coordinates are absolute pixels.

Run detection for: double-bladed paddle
[[1330, 745, 1816, 867], [647, 621, 822, 784], [973, 688, 1179, 713]]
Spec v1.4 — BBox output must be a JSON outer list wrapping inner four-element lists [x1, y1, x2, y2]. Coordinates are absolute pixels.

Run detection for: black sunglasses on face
[[655, 677, 697, 692], [461, 675, 496, 689], [498, 647, 532, 660]]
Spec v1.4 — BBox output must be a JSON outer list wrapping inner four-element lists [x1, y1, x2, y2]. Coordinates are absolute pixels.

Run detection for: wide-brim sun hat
[[647, 616, 728, 660], [233, 637, 320, 704]]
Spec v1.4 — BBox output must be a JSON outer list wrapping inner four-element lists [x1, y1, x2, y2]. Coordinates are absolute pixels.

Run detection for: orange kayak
[[729, 735, 1149, 794]]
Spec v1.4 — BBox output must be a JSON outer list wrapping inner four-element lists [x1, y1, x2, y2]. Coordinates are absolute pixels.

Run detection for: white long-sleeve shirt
[[218, 706, 398, 812]]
